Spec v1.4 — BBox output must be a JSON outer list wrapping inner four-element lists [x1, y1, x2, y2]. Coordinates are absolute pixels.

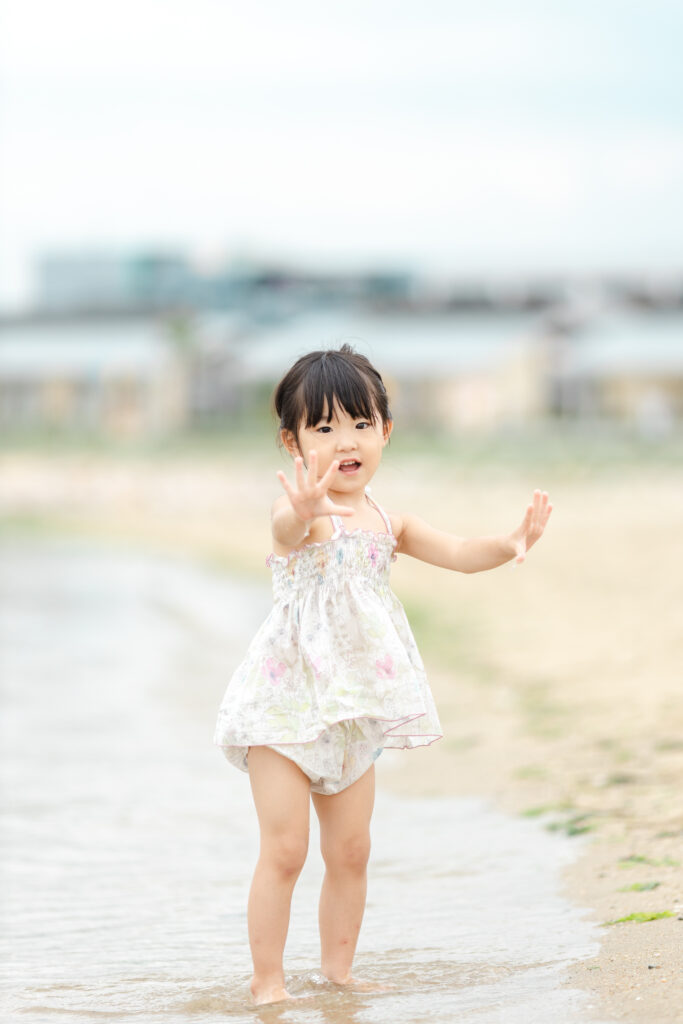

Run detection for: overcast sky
[[1, 0, 682, 307]]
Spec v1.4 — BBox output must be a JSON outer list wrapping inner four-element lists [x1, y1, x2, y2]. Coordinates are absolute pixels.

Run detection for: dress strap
[[329, 514, 345, 536], [364, 488, 393, 535]]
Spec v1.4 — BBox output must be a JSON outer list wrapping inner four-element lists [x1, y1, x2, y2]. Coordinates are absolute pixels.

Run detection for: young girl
[[214, 345, 552, 1005]]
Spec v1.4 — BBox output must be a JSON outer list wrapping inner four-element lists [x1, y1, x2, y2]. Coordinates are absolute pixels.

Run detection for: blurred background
[[2, 4, 683, 1018], [1, 0, 682, 448]]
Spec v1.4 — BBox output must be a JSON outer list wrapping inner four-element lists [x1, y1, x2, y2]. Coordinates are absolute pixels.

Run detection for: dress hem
[[214, 709, 444, 752]]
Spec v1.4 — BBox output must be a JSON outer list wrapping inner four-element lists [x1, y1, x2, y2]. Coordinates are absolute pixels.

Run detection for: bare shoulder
[[390, 511, 426, 536], [388, 510, 406, 542], [390, 512, 437, 555], [271, 493, 291, 518]]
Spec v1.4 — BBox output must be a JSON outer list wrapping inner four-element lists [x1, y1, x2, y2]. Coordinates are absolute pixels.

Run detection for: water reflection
[[0, 538, 605, 1023]]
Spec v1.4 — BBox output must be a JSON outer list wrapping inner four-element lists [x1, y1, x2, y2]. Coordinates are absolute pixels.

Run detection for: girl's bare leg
[[247, 746, 311, 1005], [312, 765, 375, 984]]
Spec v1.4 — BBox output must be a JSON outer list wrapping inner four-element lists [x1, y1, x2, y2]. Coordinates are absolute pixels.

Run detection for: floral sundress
[[214, 491, 443, 794]]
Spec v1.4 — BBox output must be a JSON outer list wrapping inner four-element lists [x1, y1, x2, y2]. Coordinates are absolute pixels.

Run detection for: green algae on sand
[[601, 911, 675, 926]]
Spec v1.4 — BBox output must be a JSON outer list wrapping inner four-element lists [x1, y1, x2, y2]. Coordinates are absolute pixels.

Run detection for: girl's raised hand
[[276, 451, 354, 525], [509, 490, 553, 564]]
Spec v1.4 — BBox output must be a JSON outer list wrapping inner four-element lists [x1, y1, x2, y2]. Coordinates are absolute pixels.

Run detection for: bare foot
[[322, 973, 392, 992], [250, 979, 291, 1005], [325, 973, 354, 985]]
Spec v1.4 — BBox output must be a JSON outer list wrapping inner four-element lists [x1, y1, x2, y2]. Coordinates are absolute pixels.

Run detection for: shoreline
[[1, 449, 681, 1023], [375, 681, 682, 1023]]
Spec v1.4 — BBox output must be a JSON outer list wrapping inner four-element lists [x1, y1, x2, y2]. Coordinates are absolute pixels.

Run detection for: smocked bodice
[[267, 528, 397, 602]]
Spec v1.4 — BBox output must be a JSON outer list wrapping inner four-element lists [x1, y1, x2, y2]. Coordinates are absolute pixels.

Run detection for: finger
[[535, 492, 551, 526], [276, 470, 294, 497], [294, 456, 305, 491], [319, 458, 340, 489], [521, 505, 536, 545], [527, 493, 552, 546], [330, 503, 355, 517], [307, 449, 318, 487]]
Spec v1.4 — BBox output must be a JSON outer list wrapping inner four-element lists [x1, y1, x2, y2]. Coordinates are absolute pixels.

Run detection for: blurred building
[[3, 262, 683, 438], [216, 308, 548, 433], [0, 317, 189, 439], [542, 310, 683, 435], [35, 252, 195, 313]]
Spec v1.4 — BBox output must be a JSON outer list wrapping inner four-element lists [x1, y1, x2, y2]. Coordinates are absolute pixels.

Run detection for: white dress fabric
[[214, 491, 443, 794]]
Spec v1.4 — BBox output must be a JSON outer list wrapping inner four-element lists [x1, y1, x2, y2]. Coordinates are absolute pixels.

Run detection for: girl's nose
[[336, 433, 356, 451]]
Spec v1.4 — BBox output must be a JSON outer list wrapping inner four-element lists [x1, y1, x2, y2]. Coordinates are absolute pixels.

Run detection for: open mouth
[[338, 459, 361, 474]]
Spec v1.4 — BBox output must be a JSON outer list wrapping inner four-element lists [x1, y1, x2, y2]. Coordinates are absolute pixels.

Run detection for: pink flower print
[[264, 657, 286, 685], [310, 656, 323, 680], [376, 654, 396, 679], [368, 541, 379, 567]]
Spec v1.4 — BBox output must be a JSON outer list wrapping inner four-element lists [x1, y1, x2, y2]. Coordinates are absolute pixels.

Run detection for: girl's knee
[[263, 831, 309, 879], [321, 833, 371, 874]]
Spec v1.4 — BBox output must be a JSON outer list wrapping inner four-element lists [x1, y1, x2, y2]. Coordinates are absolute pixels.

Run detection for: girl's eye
[[356, 421, 371, 429], [316, 425, 332, 434]]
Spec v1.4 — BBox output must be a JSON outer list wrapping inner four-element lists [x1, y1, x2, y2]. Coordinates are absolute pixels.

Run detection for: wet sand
[[1, 448, 682, 1022]]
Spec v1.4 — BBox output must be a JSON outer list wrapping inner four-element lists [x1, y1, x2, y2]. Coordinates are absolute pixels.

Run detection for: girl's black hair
[[274, 344, 392, 448]]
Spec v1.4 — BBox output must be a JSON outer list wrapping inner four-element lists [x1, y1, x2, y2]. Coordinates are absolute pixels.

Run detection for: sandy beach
[[1, 444, 681, 1023]]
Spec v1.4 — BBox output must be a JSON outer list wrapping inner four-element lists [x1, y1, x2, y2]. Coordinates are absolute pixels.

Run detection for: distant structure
[[0, 250, 680, 438], [29, 248, 683, 320], [541, 309, 683, 434], [0, 318, 189, 439], [35, 251, 196, 314]]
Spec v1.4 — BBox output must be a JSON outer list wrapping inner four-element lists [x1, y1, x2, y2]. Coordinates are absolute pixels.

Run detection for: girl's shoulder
[[387, 510, 405, 542]]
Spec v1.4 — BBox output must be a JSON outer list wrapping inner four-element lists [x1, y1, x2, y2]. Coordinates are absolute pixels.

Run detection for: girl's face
[[283, 403, 392, 495]]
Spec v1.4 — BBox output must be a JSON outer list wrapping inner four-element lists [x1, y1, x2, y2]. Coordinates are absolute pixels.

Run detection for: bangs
[[302, 356, 378, 428], [273, 344, 391, 447]]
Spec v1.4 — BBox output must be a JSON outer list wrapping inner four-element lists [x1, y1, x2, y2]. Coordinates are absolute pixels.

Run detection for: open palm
[[277, 451, 354, 523], [510, 490, 553, 564]]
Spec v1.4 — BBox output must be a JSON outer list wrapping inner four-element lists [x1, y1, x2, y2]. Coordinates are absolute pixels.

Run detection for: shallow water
[[0, 538, 608, 1024]]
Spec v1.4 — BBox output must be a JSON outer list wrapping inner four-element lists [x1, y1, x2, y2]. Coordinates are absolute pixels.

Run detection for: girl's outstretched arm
[[395, 490, 552, 573]]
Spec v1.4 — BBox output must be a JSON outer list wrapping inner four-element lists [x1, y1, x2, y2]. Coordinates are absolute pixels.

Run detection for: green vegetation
[[517, 682, 572, 739], [513, 764, 549, 780], [519, 804, 597, 837], [655, 738, 683, 752], [603, 773, 637, 786], [2, 418, 682, 475], [618, 855, 680, 868], [618, 882, 662, 892], [601, 911, 674, 926], [545, 813, 596, 837], [399, 596, 495, 683], [444, 734, 480, 752], [521, 802, 574, 817]]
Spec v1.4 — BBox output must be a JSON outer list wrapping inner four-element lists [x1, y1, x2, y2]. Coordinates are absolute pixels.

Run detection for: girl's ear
[[280, 429, 300, 457], [382, 420, 394, 445]]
